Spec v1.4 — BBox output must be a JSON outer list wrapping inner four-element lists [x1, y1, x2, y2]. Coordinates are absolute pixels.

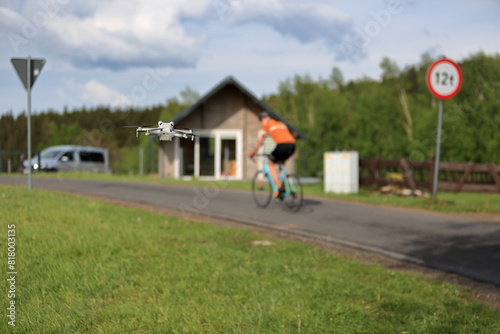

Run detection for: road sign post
[[426, 58, 462, 200], [11, 57, 46, 191]]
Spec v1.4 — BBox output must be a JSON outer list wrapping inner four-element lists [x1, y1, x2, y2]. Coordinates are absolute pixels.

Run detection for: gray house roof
[[172, 76, 307, 140]]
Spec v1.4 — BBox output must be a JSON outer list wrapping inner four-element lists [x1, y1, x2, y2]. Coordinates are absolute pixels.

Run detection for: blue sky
[[1, 0, 499, 117]]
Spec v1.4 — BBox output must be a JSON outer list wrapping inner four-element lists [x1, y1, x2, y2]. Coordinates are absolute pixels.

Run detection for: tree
[[180, 86, 200, 106], [329, 67, 345, 90], [1, 53, 498, 177], [380, 57, 400, 81]]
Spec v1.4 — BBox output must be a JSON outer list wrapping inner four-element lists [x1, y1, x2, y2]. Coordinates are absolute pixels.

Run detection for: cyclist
[[248, 111, 296, 197]]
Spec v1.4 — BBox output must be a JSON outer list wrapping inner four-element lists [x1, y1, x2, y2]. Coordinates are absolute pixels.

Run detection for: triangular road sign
[[11, 57, 46, 91]]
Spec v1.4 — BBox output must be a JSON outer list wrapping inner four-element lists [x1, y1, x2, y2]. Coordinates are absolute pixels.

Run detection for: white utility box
[[324, 151, 359, 194]]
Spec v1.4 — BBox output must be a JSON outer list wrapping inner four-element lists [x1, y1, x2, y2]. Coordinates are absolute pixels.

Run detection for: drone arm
[[173, 131, 195, 141], [173, 132, 190, 139]]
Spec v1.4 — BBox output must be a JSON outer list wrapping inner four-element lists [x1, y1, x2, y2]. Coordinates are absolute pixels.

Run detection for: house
[[158, 76, 305, 180]]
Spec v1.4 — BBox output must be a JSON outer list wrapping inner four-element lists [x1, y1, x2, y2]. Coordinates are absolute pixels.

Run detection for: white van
[[24, 145, 110, 173]]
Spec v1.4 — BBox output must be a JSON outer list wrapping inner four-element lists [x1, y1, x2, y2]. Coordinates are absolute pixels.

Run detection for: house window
[[258, 135, 276, 169], [177, 130, 241, 179]]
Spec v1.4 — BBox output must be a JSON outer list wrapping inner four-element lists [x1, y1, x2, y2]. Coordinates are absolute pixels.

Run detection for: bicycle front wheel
[[283, 174, 303, 213], [252, 170, 273, 208]]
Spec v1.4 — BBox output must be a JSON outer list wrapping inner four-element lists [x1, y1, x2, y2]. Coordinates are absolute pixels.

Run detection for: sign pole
[[432, 99, 443, 200], [426, 58, 462, 201], [11, 56, 45, 192], [27, 56, 32, 191]]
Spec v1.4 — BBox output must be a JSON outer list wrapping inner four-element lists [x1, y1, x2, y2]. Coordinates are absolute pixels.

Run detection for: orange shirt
[[262, 119, 296, 144]]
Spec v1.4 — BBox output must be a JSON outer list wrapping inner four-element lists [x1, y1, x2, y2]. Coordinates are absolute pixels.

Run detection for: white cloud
[[1, 0, 359, 71], [2, 0, 500, 117], [81, 79, 131, 106], [1, 0, 211, 70], [210, 0, 355, 59]]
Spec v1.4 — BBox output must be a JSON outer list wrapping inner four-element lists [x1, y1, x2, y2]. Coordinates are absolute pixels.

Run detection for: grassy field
[[23, 172, 500, 214], [1, 185, 499, 333], [305, 184, 500, 214]]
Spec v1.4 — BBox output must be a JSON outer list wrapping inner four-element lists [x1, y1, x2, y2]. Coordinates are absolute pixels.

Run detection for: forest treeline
[[0, 100, 186, 174], [267, 52, 500, 175], [1, 52, 499, 176]]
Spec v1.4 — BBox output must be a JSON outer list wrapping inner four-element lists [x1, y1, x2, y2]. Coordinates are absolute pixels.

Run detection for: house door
[[180, 139, 195, 176], [220, 139, 236, 177], [200, 137, 215, 176], [177, 130, 241, 179]]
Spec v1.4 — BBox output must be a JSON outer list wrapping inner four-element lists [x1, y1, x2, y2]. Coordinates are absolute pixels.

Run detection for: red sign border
[[426, 58, 463, 99]]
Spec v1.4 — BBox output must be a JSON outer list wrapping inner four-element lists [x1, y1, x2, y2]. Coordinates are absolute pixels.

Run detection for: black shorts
[[269, 143, 295, 163]]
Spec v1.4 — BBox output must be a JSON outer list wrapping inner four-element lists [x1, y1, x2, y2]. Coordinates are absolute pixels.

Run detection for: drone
[[123, 121, 197, 141]]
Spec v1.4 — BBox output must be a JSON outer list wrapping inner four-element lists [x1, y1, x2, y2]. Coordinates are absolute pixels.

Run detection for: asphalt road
[[2, 176, 500, 286]]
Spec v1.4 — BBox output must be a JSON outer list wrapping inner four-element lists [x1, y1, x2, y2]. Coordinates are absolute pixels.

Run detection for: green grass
[[1, 185, 499, 333], [303, 184, 500, 214], [9, 172, 500, 214]]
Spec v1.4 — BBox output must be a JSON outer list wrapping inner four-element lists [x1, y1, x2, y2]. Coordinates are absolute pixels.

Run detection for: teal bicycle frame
[[261, 161, 297, 198], [252, 155, 303, 212]]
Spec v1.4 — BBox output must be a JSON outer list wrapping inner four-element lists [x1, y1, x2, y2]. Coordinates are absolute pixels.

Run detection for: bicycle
[[251, 155, 303, 213]]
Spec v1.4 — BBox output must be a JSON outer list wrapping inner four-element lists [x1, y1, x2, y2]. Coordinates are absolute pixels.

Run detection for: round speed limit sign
[[426, 58, 462, 99]]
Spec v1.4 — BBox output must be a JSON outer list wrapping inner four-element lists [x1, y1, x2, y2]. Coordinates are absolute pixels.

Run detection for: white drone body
[[125, 121, 196, 141]]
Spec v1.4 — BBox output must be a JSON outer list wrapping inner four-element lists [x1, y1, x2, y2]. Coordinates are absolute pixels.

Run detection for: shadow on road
[[404, 233, 500, 286], [284, 197, 323, 214]]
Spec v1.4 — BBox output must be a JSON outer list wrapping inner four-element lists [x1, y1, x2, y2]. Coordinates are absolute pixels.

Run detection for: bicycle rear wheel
[[252, 170, 273, 208], [282, 175, 303, 213]]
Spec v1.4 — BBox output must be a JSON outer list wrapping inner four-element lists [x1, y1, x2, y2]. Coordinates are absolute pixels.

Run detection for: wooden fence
[[359, 155, 500, 193]]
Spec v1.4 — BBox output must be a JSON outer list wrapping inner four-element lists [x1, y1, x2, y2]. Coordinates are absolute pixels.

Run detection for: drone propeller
[[181, 127, 203, 132], [123, 125, 162, 137], [122, 124, 157, 129], [140, 128, 162, 132], [122, 125, 141, 137]]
